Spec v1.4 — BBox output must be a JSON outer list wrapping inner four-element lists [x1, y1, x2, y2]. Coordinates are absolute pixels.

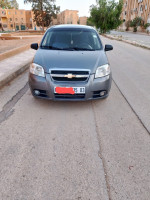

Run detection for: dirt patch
[[0, 36, 43, 54]]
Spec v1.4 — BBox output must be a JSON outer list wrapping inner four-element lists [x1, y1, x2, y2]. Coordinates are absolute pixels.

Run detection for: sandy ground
[[0, 36, 43, 54]]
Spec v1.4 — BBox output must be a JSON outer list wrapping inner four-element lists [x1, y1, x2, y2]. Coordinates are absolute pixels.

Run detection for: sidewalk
[[111, 30, 150, 36], [105, 30, 150, 50], [0, 49, 35, 88]]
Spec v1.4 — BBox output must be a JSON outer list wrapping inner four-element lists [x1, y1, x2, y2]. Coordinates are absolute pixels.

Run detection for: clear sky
[[17, 0, 96, 17]]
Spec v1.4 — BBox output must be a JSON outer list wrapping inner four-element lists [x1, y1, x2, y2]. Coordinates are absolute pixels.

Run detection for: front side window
[[41, 28, 102, 51]]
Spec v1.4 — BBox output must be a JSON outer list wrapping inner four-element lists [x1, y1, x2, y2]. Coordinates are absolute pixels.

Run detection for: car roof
[[48, 24, 95, 30]]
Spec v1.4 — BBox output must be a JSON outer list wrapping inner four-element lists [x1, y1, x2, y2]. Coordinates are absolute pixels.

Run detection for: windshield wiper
[[40, 46, 95, 51], [40, 46, 64, 50], [64, 47, 95, 51]]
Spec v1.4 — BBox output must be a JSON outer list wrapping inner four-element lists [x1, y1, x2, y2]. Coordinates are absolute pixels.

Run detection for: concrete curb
[[103, 34, 150, 50], [0, 44, 30, 61], [0, 59, 32, 89], [0, 36, 20, 40]]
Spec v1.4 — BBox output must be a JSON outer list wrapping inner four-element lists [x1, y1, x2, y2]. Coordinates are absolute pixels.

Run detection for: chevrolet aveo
[[29, 25, 113, 101]]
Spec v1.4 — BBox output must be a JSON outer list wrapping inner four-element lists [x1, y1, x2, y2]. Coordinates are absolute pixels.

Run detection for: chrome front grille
[[50, 70, 90, 82]]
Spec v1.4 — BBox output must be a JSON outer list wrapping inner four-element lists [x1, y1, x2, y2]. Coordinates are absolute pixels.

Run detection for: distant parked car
[[29, 25, 113, 101]]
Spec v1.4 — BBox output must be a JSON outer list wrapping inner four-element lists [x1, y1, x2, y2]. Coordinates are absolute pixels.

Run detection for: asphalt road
[[0, 37, 150, 200], [109, 30, 150, 47]]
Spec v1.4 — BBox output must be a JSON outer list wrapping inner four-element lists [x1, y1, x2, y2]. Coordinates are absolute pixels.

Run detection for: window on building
[[140, 5, 143, 12], [2, 10, 6, 15], [8, 12, 11, 15], [15, 18, 18, 21], [10, 18, 12, 22], [145, 5, 147, 10]]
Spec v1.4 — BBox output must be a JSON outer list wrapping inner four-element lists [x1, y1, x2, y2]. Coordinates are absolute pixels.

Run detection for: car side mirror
[[31, 43, 38, 50], [105, 44, 113, 51]]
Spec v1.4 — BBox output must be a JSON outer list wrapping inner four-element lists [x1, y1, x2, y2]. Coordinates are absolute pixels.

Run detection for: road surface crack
[[113, 79, 150, 135], [91, 101, 112, 200], [0, 82, 29, 125]]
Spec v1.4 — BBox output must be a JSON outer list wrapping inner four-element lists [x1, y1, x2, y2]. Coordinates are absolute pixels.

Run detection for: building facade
[[52, 9, 79, 25], [51, 10, 88, 26], [79, 16, 87, 25], [121, 0, 150, 30], [0, 8, 33, 31]]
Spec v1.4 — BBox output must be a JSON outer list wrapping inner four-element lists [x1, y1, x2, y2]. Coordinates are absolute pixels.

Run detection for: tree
[[88, 0, 123, 33], [87, 17, 95, 26], [24, 0, 60, 31], [130, 17, 144, 32], [0, 0, 11, 8], [0, 0, 19, 9], [125, 20, 131, 31], [144, 23, 150, 30], [10, 0, 19, 9]]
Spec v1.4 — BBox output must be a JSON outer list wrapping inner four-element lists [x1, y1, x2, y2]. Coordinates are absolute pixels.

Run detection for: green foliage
[[125, 20, 131, 31], [133, 27, 137, 32], [10, 0, 19, 9], [126, 17, 146, 32], [0, 0, 11, 9], [144, 23, 150, 29], [130, 17, 144, 31], [87, 18, 95, 26], [24, 0, 60, 30], [0, 0, 18, 9], [88, 0, 123, 33]]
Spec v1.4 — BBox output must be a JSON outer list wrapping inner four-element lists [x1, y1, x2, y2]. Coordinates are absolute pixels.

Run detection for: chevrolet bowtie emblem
[[64, 74, 76, 79]]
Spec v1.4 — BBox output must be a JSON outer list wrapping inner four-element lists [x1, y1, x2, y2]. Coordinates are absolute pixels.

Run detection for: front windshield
[[41, 28, 102, 51]]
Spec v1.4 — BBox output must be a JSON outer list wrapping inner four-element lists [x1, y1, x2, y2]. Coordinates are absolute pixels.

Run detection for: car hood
[[33, 49, 108, 74]]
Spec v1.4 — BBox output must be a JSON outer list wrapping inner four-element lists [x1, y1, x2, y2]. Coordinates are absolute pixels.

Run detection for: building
[[79, 16, 87, 25], [51, 10, 88, 26], [121, 0, 150, 30], [58, 10, 79, 24], [51, 9, 79, 25], [25, 10, 33, 30], [0, 8, 7, 30], [0, 8, 33, 31]]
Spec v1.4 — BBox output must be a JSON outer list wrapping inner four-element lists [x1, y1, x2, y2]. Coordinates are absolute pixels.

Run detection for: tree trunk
[[42, 21, 44, 31], [41, 0, 44, 31]]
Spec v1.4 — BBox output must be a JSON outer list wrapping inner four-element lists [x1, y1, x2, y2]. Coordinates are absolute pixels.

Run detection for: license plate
[[54, 87, 85, 94]]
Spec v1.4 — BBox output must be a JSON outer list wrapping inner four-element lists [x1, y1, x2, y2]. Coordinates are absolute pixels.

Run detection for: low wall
[[12, 30, 45, 36], [0, 36, 20, 40], [0, 45, 30, 61]]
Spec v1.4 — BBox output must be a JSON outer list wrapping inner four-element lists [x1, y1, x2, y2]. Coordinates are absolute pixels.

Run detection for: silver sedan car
[[29, 25, 113, 101]]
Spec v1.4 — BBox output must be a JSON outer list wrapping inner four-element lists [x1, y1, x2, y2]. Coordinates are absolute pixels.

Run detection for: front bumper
[[29, 73, 112, 101]]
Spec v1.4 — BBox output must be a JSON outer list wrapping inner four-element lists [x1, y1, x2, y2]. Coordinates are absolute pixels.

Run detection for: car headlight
[[30, 63, 45, 77], [95, 64, 110, 78]]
